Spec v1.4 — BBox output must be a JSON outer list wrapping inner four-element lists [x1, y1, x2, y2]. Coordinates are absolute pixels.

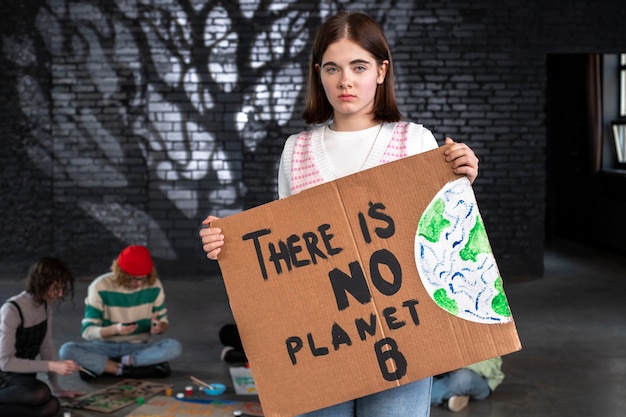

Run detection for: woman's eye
[[325, 67, 338, 73], [354, 65, 366, 72]]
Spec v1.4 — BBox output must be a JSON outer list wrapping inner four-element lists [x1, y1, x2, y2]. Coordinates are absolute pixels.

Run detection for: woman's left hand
[[444, 137, 479, 184]]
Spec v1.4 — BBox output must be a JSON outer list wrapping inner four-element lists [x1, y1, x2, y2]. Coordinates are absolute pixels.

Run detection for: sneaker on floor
[[150, 362, 171, 378], [122, 362, 171, 379], [447, 395, 470, 412], [220, 346, 248, 365]]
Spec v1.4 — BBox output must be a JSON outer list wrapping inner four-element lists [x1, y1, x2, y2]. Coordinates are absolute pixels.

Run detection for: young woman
[[0, 257, 84, 417], [200, 11, 479, 417]]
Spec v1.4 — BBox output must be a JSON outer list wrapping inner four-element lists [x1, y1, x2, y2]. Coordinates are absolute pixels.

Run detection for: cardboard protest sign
[[212, 145, 521, 417]]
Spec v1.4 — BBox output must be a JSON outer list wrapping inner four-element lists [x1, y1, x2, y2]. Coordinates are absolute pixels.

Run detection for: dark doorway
[[545, 54, 594, 246]]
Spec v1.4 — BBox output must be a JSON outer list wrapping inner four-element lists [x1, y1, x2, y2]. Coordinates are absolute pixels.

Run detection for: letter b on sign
[[374, 338, 407, 381]]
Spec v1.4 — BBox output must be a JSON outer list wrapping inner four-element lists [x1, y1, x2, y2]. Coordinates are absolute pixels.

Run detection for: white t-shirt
[[278, 121, 438, 198]]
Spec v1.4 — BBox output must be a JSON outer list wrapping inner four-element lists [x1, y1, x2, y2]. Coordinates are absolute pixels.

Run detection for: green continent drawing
[[433, 288, 458, 315], [491, 277, 511, 317], [418, 198, 450, 243], [414, 177, 514, 324], [459, 215, 491, 262]]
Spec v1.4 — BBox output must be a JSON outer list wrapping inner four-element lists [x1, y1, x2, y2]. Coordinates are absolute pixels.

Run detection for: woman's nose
[[338, 74, 351, 89]]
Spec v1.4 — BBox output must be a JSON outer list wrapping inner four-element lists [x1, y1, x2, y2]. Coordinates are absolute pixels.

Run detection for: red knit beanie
[[117, 245, 153, 276]]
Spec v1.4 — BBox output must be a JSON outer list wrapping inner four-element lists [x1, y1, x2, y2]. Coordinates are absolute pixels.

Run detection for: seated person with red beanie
[[59, 245, 182, 380]]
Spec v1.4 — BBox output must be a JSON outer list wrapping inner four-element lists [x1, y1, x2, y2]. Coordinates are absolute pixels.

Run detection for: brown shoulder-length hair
[[111, 260, 158, 287], [302, 11, 402, 125], [26, 257, 75, 305]]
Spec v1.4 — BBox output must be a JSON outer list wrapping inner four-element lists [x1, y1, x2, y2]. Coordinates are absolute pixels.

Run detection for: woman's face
[[317, 38, 388, 126], [44, 281, 65, 301]]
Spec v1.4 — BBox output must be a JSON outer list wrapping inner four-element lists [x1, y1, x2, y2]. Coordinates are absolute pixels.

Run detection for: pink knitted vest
[[289, 121, 410, 194]]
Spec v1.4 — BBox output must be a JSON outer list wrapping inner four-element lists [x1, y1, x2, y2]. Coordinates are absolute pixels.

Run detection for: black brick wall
[[1, 0, 625, 280]]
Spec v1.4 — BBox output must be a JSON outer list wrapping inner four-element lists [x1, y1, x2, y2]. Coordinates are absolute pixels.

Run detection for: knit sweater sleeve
[[277, 133, 299, 199], [82, 275, 108, 341], [406, 122, 438, 156], [151, 280, 168, 323]]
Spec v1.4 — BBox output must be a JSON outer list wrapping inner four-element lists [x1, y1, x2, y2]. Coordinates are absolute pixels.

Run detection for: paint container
[[63, 413, 71, 417], [201, 383, 226, 396], [185, 385, 193, 396], [176, 392, 184, 399], [165, 387, 172, 396], [137, 397, 144, 405]]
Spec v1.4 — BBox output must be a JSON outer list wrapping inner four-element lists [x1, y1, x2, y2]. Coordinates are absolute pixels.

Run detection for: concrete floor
[[1, 239, 625, 417]]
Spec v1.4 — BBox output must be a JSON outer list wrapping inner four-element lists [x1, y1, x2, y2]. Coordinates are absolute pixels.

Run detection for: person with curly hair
[[0, 257, 84, 417]]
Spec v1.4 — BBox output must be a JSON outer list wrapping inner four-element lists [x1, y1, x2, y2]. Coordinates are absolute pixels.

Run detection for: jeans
[[430, 369, 490, 405], [58, 339, 182, 375], [295, 377, 432, 417]]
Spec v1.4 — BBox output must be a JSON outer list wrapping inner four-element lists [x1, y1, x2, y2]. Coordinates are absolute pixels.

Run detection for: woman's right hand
[[49, 359, 81, 376], [199, 215, 224, 260]]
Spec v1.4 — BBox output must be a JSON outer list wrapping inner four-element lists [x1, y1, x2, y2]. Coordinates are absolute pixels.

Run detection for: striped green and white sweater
[[81, 272, 168, 343]]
